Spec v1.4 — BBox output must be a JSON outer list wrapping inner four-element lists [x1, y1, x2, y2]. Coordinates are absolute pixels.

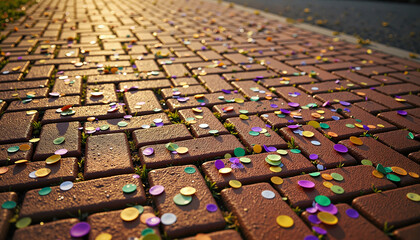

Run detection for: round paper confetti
[[311, 140, 321, 146], [312, 226, 327, 235], [161, 213, 177, 225], [409, 172, 419, 178], [219, 167, 232, 174], [315, 195, 331, 207], [184, 167, 196, 174], [309, 172, 321, 177], [120, 207, 140, 221], [60, 181, 74, 191], [331, 173, 344, 181], [70, 222, 91, 238], [345, 209, 359, 219], [234, 147, 246, 157], [406, 192, 420, 202], [229, 180, 242, 188], [149, 185, 165, 196], [302, 131, 314, 138], [206, 204, 218, 212], [331, 185, 345, 194], [173, 193, 192, 206], [46, 154, 61, 164], [304, 235, 319, 240], [391, 166, 407, 176], [2, 201, 16, 209], [38, 187, 52, 196], [176, 147, 189, 154], [53, 137, 65, 145], [350, 136, 363, 145], [7, 146, 19, 153], [321, 174, 333, 181], [19, 144, 31, 151], [95, 233, 112, 240], [271, 176, 284, 185], [253, 144, 262, 153], [143, 148, 154, 156], [239, 157, 251, 164], [317, 212, 338, 225], [317, 203, 338, 215], [323, 181, 333, 188], [215, 160, 225, 170], [298, 180, 315, 189], [35, 168, 51, 177], [140, 213, 156, 224], [386, 173, 401, 182], [309, 154, 318, 160], [55, 149, 68, 155], [122, 184, 137, 194], [372, 170, 384, 178], [277, 149, 288, 155], [16, 217, 32, 229], [261, 190, 276, 199], [361, 159, 372, 166], [267, 154, 281, 161], [199, 123, 209, 129], [270, 166, 282, 172], [333, 144, 348, 153], [180, 187, 196, 196], [28, 171, 37, 178], [276, 215, 294, 228], [0, 166, 9, 175]]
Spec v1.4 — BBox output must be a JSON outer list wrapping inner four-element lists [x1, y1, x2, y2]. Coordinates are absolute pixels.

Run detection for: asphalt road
[[225, 0, 420, 53]]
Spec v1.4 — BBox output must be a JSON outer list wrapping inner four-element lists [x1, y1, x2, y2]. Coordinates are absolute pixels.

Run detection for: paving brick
[[221, 183, 312, 240], [85, 133, 133, 179], [0, 192, 18, 240], [148, 165, 225, 238], [351, 89, 409, 110], [352, 184, 420, 229], [375, 129, 420, 154], [301, 203, 389, 240], [0, 111, 38, 144], [355, 66, 397, 77], [181, 230, 242, 240], [34, 122, 81, 161], [314, 91, 363, 104], [41, 104, 125, 124], [178, 107, 229, 137], [170, 77, 200, 87], [51, 76, 83, 96], [276, 165, 396, 208], [378, 110, 420, 134], [124, 90, 162, 115], [0, 142, 33, 166], [297, 66, 339, 81], [393, 222, 420, 240], [226, 115, 287, 150], [353, 101, 388, 115], [25, 65, 55, 80], [20, 174, 146, 221], [215, 99, 289, 120], [84, 112, 171, 135], [0, 79, 48, 91], [7, 96, 80, 112], [232, 80, 276, 100], [261, 107, 338, 128], [275, 86, 323, 107], [280, 125, 357, 168], [166, 92, 244, 112], [298, 80, 360, 95], [133, 124, 192, 148], [87, 73, 138, 84], [258, 57, 299, 75], [375, 83, 420, 96], [87, 206, 160, 240], [340, 137, 420, 186], [222, 70, 278, 81], [333, 70, 381, 87], [203, 151, 316, 188], [0, 157, 78, 191], [139, 135, 244, 169], [12, 218, 79, 240], [85, 83, 118, 105], [197, 75, 234, 93]]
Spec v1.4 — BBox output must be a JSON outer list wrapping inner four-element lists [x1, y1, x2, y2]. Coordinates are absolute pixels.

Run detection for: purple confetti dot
[[304, 236, 319, 240], [70, 222, 91, 238], [221, 89, 231, 94], [309, 154, 318, 160], [143, 148, 154, 156], [288, 102, 300, 108], [270, 104, 278, 108], [397, 110, 407, 116], [146, 217, 161, 227], [306, 206, 318, 214], [339, 101, 351, 106], [215, 160, 225, 170], [280, 109, 290, 114], [206, 204, 218, 212], [316, 203, 338, 215], [251, 127, 262, 132], [333, 144, 348, 153], [322, 101, 330, 107], [346, 209, 359, 219], [308, 214, 321, 224], [312, 226, 327, 235]]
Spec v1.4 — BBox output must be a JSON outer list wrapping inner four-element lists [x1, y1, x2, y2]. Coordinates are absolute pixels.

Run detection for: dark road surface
[[226, 0, 420, 53]]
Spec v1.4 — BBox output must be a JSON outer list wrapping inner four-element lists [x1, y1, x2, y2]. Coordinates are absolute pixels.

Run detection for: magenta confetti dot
[[288, 102, 300, 108], [298, 180, 315, 189], [55, 149, 68, 155], [146, 217, 161, 227], [333, 144, 348, 153], [149, 185, 165, 196], [287, 125, 300, 129], [312, 226, 327, 235], [346, 209, 359, 219], [306, 206, 318, 214], [143, 148, 154, 156], [251, 127, 262, 132], [309, 154, 318, 160], [397, 110, 407, 116], [124, 115, 132, 119], [316, 203, 338, 215], [215, 160, 225, 170], [70, 222, 91, 238], [308, 214, 321, 224], [132, 174, 140, 179], [206, 204, 218, 212], [322, 101, 330, 107]]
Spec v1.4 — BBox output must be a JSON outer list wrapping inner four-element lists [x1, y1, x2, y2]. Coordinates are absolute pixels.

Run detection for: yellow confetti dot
[[180, 187, 196, 196], [229, 180, 242, 188], [270, 166, 282, 173], [35, 168, 51, 177], [317, 212, 338, 225], [95, 233, 112, 240], [176, 147, 189, 154], [407, 192, 420, 202], [322, 173, 333, 181], [302, 131, 314, 138], [219, 168, 232, 174], [323, 181, 333, 188], [350, 136, 363, 146], [271, 176, 283, 185], [372, 170, 384, 178], [408, 172, 419, 178], [253, 144, 262, 153], [276, 215, 294, 228], [45, 155, 61, 164], [120, 207, 140, 221]]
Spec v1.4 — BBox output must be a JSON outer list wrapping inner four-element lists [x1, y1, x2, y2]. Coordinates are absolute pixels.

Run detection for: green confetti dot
[[309, 172, 321, 177], [320, 123, 330, 129], [290, 149, 301, 154], [315, 195, 331, 206], [184, 167, 196, 174], [38, 187, 52, 196], [1, 201, 16, 209], [122, 184, 137, 194], [361, 159, 372, 166], [331, 185, 345, 194], [234, 147, 246, 157]]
